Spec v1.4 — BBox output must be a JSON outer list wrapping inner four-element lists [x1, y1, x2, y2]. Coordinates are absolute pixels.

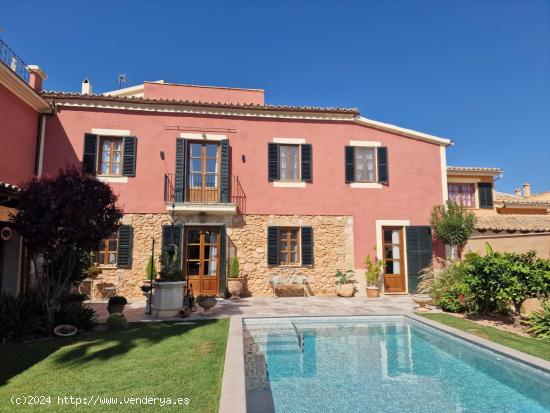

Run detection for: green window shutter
[[117, 225, 133, 268], [405, 226, 432, 293], [220, 140, 229, 202], [122, 136, 137, 177], [161, 224, 184, 269], [345, 146, 355, 183], [301, 144, 312, 182], [219, 225, 227, 295], [83, 133, 98, 174], [175, 138, 187, 202], [478, 183, 494, 208], [268, 143, 280, 181], [301, 226, 313, 266], [377, 147, 389, 184], [267, 227, 279, 266]]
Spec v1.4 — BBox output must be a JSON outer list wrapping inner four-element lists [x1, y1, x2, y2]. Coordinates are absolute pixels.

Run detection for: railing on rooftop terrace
[[0, 38, 31, 83]]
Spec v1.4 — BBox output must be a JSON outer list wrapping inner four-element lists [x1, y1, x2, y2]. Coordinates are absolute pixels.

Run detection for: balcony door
[[185, 226, 220, 295], [188, 142, 220, 203], [382, 227, 406, 293]]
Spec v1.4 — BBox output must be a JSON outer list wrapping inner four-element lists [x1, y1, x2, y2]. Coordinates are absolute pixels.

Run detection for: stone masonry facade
[[91, 213, 354, 301]]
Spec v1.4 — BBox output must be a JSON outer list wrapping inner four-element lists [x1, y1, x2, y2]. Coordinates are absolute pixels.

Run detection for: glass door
[[188, 142, 220, 203], [185, 227, 220, 295], [382, 227, 406, 293]]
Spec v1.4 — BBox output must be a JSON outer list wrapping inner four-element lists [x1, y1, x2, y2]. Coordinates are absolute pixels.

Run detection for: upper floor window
[[279, 145, 300, 181], [355, 147, 376, 182], [95, 233, 118, 265], [98, 137, 123, 176], [448, 183, 475, 207]]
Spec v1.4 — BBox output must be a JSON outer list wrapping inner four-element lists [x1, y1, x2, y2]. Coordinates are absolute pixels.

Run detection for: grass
[[417, 312, 550, 361], [0, 320, 229, 413]]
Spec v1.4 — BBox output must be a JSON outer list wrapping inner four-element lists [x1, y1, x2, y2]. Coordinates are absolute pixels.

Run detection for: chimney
[[81, 78, 92, 95], [27, 65, 47, 92], [513, 188, 521, 196], [522, 182, 531, 198]]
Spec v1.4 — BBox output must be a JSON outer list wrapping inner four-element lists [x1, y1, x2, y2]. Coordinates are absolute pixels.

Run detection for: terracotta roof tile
[[447, 166, 502, 173], [476, 214, 550, 232]]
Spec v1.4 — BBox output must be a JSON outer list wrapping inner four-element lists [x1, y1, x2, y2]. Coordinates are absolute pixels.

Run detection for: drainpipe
[[34, 114, 47, 176]]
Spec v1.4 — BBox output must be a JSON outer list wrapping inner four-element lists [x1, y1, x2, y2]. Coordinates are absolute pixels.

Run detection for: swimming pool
[[243, 315, 550, 413]]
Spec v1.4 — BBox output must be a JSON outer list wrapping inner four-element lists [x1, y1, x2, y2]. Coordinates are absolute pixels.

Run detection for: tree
[[12, 166, 122, 325], [430, 201, 476, 260]]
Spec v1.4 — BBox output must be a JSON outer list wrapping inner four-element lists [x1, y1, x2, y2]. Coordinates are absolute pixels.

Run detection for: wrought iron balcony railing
[[0, 38, 31, 83], [164, 173, 246, 213]]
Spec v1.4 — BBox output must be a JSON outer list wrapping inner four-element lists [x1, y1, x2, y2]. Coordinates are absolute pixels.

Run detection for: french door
[[382, 227, 406, 293], [184, 227, 220, 295], [188, 142, 220, 203]]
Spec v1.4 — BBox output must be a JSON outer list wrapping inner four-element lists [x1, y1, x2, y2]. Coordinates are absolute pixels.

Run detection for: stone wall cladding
[[228, 214, 354, 296]]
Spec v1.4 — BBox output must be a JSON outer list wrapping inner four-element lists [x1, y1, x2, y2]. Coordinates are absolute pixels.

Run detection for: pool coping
[[219, 312, 550, 413]]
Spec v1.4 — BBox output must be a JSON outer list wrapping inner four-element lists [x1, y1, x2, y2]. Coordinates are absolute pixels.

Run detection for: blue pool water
[[243, 316, 550, 413]]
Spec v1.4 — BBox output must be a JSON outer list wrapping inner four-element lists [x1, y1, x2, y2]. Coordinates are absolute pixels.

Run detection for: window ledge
[[98, 264, 118, 270], [273, 181, 306, 188], [350, 182, 383, 189], [97, 176, 128, 183]]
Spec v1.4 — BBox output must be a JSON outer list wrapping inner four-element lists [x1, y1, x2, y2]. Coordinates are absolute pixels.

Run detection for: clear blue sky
[[1, 0, 549, 193]]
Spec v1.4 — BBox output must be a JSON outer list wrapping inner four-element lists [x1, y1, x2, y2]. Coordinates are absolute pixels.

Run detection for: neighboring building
[[1, 39, 454, 299], [446, 167, 550, 258]]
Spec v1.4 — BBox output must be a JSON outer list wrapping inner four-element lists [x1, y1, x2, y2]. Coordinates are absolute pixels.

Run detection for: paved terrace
[[89, 295, 416, 323]]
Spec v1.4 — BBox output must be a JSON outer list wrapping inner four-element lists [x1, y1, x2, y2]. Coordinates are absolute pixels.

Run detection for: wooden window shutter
[[83, 133, 98, 174], [301, 144, 312, 182], [478, 183, 494, 208], [345, 146, 355, 183], [301, 226, 313, 266], [219, 225, 227, 295], [268, 143, 280, 181], [175, 138, 187, 202], [377, 147, 389, 184], [117, 225, 133, 268], [220, 140, 230, 202], [267, 226, 279, 266], [405, 226, 432, 293], [122, 136, 137, 177], [161, 225, 183, 269]]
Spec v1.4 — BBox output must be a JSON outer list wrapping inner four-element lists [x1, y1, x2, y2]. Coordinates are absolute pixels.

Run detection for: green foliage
[[85, 264, 103, 279], [106, 313, 129, 330], [418, 261, 473, 313], [145, 255, 157, 279], [431, 201, 476, 247], [108, 296, 128, 306], [229, 256, 240, 278], [0, 292, 47, 342], [464, 248, 549, 315], [159, 245, 183, 281], [55, 303, 97, 331], [364, 252, 383, 287], [524, 302, 550, 340], [62, 293, 89, 303], [334, 269, 355, 285]]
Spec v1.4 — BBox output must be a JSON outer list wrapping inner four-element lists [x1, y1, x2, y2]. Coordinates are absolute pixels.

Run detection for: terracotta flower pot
[[227, 277, 244, 299], [336, 283, 355, 297], [366, 287, 380, 298]]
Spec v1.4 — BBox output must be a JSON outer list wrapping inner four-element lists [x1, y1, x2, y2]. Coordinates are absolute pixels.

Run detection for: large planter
[[198, 296, 217, 315], [336, 283, 355, 297], [227, 277, 245, 299], [151, 281, 186, 318], [366, 287, 380, 298]]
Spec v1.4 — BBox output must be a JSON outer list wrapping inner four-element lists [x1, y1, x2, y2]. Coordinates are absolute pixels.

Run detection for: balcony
[[0, 38, 30, 83], [164, 173, 245, 215]]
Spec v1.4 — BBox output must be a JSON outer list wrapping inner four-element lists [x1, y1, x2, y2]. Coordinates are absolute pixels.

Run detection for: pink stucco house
[[0, 40, 453, 299]]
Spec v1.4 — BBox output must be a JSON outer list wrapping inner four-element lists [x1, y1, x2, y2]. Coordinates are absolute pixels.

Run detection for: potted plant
[[151, 244, 185, 317], [227, 256, 245, 299], [365, 251, 384, 298], [334, 269, 356, 297], [107, 295, 128, 314], [141, 256, 156, 293]]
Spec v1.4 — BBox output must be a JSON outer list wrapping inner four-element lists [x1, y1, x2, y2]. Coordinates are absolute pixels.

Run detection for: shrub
[[108, 296, 128, 306], [229, 256, 240, 278], [106, 313, 129, 330], [0, 292, 47, 342], [524, 302, 550, 340], [334, 269, 355, 285], [159, 245, 182, 281], [55, 303, 97, 331], [145, 255, 157, 279], [364, 251, 383, 287], [431, 201, 476, 260], [62, 293, 89, 303]]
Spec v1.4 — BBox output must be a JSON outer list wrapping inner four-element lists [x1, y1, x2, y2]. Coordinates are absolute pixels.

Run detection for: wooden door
[[188, 142, 220, 203], [185, 227, 220, 295], [382, 227, 406, 293]]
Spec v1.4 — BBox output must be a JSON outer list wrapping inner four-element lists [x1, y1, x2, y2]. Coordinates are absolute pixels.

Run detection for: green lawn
[[417, 313, 550, 361], [0, 320, 229, 413]]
